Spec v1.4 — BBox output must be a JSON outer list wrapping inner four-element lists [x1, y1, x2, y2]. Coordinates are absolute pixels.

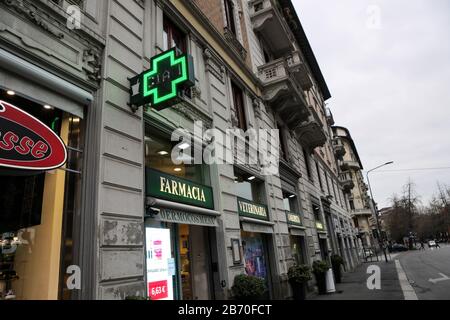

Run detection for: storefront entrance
[[145, 222, 214, 300], [290, 235, 307, 265]]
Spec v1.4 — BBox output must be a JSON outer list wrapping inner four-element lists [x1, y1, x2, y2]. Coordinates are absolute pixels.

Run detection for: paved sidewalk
[[310, 261, 405, 300]]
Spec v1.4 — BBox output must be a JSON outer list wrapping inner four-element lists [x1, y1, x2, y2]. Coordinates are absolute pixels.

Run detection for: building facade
[[333, 126, 375, 253], [1, 0, 366, 300]]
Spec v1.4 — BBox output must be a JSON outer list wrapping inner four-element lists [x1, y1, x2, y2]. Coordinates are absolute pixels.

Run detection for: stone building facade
[[0, 0, 367, 300], [333, 126, 375, 250]]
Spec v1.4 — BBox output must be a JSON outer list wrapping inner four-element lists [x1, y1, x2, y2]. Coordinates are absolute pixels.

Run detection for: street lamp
[[366, 161, 394, 263]]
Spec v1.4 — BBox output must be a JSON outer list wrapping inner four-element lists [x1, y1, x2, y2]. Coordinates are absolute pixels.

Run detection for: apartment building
[[0, 0, 364, 300], [333, 126, 375, 251]]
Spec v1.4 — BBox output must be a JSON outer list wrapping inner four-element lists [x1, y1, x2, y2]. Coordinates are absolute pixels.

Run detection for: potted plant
[[287, 264, 312, 300], [231, 274, 267, 300], [331, 255, 344, 283], [312, 260, 329, 295]]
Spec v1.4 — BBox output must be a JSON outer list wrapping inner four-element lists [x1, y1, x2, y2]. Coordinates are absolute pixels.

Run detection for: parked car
[[428, 240, 437, 248], [364, 249, 375, 257], [390, 243, 408, 252]]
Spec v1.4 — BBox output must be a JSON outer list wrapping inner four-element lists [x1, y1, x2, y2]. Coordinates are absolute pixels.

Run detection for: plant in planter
[[232, 274, 267, 300], [312, 260, 329, 295], [287, 264, 312, 300], [331, 255, 345, 283]]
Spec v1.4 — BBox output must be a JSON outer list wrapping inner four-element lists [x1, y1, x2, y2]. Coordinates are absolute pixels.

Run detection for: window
[[349, 200, 355, 211], [163, 15, 187, 53], [231, 82, 247, 131], [224, 0, 236, 35], [332, 181, 337, 203], [316, 161, 324, 191], [312, 203, 322, 222], [234, 169, 265, 204], [278, 126, 288, 161], [325, 172, 331, 195], [144, 127, 210, 186], [303, 148, 312, 181], [283, 191, 298, 213]]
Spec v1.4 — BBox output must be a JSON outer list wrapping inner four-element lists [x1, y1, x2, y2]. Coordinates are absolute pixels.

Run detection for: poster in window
[[146, 227, 173, 300]]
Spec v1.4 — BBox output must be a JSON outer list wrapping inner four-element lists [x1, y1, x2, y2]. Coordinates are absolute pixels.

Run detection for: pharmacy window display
[[0, 89, 84, 300]]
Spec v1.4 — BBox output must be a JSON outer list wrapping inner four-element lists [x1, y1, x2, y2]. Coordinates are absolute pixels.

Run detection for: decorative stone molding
[[82, 48, 101, 83], [203, 48, 226, 83], [173, 101, 213, 130], [190, 85, 202, 100], [1, 0, 64, 39], [252, 98, 262, 120], [223, 26, 247, 61]]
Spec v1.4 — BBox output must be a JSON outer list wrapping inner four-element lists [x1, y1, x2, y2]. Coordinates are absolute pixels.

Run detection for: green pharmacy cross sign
[[129, 48, 195, 111]]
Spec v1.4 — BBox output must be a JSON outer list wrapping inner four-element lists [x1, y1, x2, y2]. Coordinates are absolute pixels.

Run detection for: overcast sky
[[294, 0, 450, 208]]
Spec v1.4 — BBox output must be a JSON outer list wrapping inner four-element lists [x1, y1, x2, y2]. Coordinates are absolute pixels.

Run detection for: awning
[[0, 48, 92, 118], [240, 217, 274, 234], [147, 197, 220, 227], [318, 232, 328, 239], [289, 225, 306, 236]]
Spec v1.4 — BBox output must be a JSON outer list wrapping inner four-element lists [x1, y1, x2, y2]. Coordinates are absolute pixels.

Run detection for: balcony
[[340, 171, 355, 194], [249, 0, 294, 56], [294, 106, 327, 149], [326, 108, 335, 126], [351, 209, 373, 217], [223, 27, 247, 60], [286, 51, 313, 90], [339, 159, 361, 171], [332, 137, 346, 160], [258, 58, 310, 130]]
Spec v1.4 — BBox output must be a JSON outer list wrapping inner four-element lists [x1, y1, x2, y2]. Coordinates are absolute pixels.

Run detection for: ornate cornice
[[203, 48, 226, 83], [173, 99, 213, 130], [2, 0, 64, 39]]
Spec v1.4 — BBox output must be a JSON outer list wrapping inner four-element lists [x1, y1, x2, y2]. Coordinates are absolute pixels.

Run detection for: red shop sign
[[148, 280, 169, 300], [0, 100, 67, 171]]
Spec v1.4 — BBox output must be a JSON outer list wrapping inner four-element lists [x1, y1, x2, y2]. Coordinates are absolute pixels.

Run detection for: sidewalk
[[309, 261, 404, 300]]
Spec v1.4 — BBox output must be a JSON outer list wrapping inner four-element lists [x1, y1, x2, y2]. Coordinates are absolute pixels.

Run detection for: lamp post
[[366, 161, 394, 263]]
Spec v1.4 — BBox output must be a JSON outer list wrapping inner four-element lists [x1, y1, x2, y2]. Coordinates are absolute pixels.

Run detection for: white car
[[428, 240, 437, 248]]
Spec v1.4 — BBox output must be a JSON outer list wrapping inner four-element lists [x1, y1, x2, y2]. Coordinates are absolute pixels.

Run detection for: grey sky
[[295, 0, 450, 208]]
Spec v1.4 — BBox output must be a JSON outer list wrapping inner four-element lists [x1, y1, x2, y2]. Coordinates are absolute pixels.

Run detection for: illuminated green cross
[[142, 49, 188, 106]]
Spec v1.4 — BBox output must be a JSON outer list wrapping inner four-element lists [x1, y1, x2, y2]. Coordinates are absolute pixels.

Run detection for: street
[[310, 245, 450, 300], [397, 245, 450, 300]]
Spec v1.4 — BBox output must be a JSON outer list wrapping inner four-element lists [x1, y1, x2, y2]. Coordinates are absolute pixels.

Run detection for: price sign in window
[[146, 228, 174, 300], [148, 280, 169, 300]]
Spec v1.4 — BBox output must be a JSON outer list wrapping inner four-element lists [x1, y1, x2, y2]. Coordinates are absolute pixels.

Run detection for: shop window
[[283, 191, 298, 214], [224, 0, 237, 35], [312, 202, 324, 230], [231, 82, 247, 131], [234, 169, 265, 204], [144, 126, 210, 186], [163, 15, 187, 54], [241, 231, 270, 299], [0, 90, 84, 300], [290, 236, 306, 265]]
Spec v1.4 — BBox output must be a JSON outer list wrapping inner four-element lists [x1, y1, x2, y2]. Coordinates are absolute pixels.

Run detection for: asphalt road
[[397, 245, 450, 300]]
